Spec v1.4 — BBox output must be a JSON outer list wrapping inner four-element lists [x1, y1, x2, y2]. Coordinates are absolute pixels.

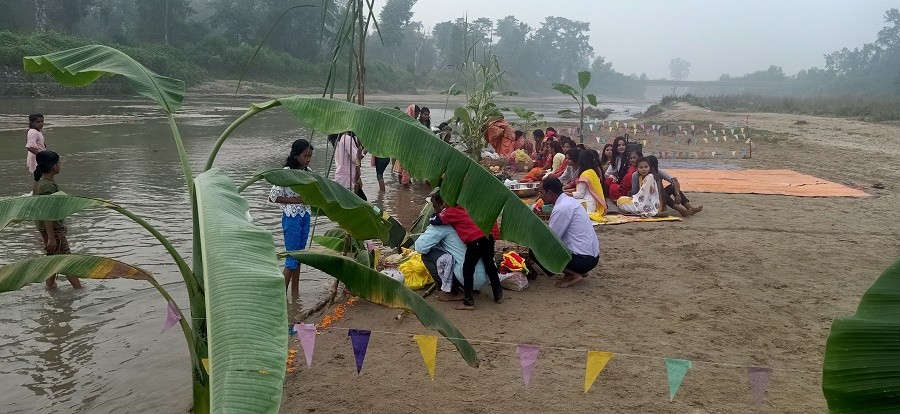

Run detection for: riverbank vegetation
[[642, 93, 900, 122], [0, 0, 645, 97]]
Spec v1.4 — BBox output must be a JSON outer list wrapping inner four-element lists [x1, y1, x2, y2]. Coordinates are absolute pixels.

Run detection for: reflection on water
[[0, 96, 433, 413]]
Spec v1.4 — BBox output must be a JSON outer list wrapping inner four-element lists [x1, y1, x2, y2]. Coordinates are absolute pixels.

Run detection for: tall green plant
[[553, 70, 597, 143], [5, 44, 480, 413], [823, 257, 900, 413], [445, 18, 509, 160]]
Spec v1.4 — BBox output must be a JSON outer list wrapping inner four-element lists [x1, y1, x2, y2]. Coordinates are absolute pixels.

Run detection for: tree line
[[0, 0, 645, 97]]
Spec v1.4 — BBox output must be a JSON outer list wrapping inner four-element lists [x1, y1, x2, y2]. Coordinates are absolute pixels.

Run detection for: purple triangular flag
[[348, 329, 371, 374], [161, 300, 181, 333], [295, 324, 316, 367], [747, 366, 772, 407], [517, 344, 540, 386]]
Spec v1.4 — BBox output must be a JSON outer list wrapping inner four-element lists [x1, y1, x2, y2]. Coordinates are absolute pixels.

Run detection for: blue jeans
[[282, 212, 310, 270]]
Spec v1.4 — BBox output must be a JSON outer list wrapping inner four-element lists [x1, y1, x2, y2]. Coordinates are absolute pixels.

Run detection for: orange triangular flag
[[584, 351, 613, 393], [413, 334, 437, 380]]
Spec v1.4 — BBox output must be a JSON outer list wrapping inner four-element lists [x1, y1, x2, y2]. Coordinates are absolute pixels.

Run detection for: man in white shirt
[[531, 176, 601, 288]]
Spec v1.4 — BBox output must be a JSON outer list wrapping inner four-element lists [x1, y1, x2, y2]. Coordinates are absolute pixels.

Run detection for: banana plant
[[823, 257, 900, 413], [552, 70, 597, 143], [7, 44, 482, 413]]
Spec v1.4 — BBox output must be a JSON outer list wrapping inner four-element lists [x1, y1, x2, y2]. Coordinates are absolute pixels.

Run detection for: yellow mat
[[666, 169, 870, 197]]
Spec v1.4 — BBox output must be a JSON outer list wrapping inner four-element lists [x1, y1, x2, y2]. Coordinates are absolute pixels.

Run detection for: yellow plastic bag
[[397, 252, 433, 290]]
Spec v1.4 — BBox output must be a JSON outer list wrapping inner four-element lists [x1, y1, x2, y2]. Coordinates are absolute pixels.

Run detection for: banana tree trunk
[[192, 374, 210, 414]]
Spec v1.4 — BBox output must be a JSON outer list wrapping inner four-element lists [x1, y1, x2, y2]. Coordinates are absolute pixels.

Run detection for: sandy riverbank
[[278, 102, 899, 413]]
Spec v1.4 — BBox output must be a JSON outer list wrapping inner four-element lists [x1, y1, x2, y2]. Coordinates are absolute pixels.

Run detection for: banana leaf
[[23, 45, 184, 113], [577, 71, 592, 90], [195, 168, 287, 413], [0, 194, 199, 297], [287, 251, 479, 368], [0, 254, 152, 291], [249, 97, 571, 273], [252, 168, 395, 243], [552, 83, 578, 99], [312, 235, 346, 252], [0, 193, 107, 227], [823, 258, 900, 413]]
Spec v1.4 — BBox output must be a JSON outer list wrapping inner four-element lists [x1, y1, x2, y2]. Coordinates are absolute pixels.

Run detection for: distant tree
[[530, 16, 593, 83], [494, 15, 531, 78], [378, 0, 417, 59], [668, 58, 690, 81]]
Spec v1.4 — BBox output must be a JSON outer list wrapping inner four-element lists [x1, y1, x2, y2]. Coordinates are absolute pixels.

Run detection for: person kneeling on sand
[[530, 176, 601, 288], [415, 189, 489, 302]]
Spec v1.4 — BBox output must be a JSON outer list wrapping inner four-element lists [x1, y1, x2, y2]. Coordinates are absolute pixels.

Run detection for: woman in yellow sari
[[569, 151, 607, 222]]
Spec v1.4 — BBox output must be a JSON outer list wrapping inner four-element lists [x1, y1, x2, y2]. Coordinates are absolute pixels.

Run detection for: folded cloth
[[437, 253, 455, 292]]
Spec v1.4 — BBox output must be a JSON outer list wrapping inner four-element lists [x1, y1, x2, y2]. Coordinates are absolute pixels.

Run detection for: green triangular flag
[[665, 358, 692, 401]]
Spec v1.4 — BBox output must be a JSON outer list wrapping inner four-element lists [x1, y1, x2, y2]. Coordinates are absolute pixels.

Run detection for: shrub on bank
[[648, 93, 900, 122]]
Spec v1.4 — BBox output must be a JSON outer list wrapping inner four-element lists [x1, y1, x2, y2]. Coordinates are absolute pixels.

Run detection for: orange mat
[[666, 169, 870, 197]]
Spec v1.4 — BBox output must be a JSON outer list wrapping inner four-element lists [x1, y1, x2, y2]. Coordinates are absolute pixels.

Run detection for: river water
[[0, 94, 649, 413]]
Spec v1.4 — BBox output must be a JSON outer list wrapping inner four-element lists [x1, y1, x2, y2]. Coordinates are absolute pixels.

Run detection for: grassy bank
[[0, 31, 419, 95], [643, 93, 900, 122]]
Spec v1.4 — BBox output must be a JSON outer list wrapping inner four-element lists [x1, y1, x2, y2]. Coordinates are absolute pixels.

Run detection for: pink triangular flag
[[161, 300, 181, 333], [295, 323, 316, 367], [747, 366, 772, 407], [517, 344, 540, 386]]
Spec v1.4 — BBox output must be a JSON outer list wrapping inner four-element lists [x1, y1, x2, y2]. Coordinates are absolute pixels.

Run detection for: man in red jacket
[[428, 187, 503, 310]]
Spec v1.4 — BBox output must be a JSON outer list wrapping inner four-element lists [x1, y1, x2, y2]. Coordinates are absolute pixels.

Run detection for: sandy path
[[280, 103, 900, 413]]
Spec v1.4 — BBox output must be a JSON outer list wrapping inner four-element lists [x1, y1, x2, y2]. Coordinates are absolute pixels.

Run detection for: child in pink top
[[26, 114, 47, 173]]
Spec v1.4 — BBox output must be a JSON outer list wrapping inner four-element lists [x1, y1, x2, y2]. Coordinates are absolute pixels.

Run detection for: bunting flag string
[[666, 358, 692, 401], [296, 323, 316, 367], [348, 329, 371, 374], [747, 366, 773, 407], [414, 334, 438, 380], [585, 351, 614, 393], [517, 344, 540, 386], [161, 300, 181, 333]]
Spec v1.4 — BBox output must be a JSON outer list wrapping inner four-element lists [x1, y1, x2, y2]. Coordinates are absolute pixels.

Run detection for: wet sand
[[280, 102, 900, 413]]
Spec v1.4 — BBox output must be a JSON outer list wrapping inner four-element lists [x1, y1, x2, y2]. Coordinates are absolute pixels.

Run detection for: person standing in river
[[33, 150, 82, 290], [269, 139, 314, 298], [26, 114, 47, 192]]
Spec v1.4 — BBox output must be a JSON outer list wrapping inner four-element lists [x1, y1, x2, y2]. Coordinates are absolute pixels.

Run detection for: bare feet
[[555, 273, 586, 288], [494, 294, 504, 304], [455, 303, 476, 310], [691, 205, 703, 214], [438, 293, 465, 302]]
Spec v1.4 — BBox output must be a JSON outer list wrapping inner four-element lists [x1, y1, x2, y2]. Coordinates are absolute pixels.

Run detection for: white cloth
[[618, 173, 662, 217], [571, 181, 596, 214], [268, 167, 311, 217], [549, 193, 600, 257], [437, 253, 455, 292]]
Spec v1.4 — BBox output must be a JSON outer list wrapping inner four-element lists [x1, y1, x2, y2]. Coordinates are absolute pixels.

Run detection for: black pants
[[663, 184, 689, 208], [463, 236, 502, 306], [529, 249, 599, 275]]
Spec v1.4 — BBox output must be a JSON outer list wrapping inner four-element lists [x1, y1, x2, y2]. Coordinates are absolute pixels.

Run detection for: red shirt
[[439, 205, 500, 243]]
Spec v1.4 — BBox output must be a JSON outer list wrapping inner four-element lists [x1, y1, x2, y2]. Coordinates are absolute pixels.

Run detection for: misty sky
[[371, 0, 897, 80]]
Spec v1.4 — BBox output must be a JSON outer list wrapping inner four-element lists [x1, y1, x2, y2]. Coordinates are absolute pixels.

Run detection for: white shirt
[[268, 167, 311, 217], [549, 193, 600, 257]]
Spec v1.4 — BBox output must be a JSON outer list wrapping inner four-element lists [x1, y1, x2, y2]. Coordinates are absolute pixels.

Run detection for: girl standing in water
[[33, 150, 82, 290], [269, 139, 314, 298]]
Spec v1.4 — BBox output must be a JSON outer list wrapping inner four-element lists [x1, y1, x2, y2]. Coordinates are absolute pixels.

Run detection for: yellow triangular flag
[[414, 334, 437, 380], [584, 351, 613, 393]]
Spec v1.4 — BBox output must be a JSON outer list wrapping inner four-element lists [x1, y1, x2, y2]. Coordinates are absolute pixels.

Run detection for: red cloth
[[550, 158, 568, 177], [609, 167, 635, 199], [485, 120, 516, 156], [439, 205, 500, 243]]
